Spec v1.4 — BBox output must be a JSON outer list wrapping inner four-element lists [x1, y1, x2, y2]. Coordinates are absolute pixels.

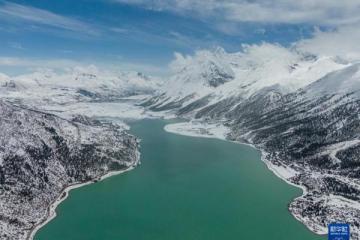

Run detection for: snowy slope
[[146, 44, 349, 115], [303, 63, 360, 98]]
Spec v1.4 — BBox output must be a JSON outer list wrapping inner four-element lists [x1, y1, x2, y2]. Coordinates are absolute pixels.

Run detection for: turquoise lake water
[[35, 119, 325, 240]]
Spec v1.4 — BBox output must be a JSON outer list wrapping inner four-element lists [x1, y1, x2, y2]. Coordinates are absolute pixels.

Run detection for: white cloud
[[115, 0, 360, 62], [0, 1, 98, 35], [296, 24, 360, 61], [113, 0, 360, 26], [223, 0, 360, 25]]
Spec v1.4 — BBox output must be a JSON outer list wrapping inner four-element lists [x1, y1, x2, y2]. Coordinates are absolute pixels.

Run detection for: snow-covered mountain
[[145, 44, 349, 114], [143, 45, 360, 239]]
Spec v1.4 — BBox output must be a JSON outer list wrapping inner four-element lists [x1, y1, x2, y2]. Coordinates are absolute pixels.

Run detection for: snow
[[164, 121, 229, 140], [327, 194, 360, 210], [304, 63, 360, 98], [45, 101, 147, 120], [319, 139, 360, 164], [265, 159, 298, 180]]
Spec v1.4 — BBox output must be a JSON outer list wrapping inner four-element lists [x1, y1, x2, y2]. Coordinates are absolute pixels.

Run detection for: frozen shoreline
[[164, 121, 328, 236], [27, 154, 140, 240]]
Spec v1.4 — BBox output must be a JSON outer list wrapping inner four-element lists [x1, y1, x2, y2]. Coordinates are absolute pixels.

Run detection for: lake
[[35, 119, 325, 240]]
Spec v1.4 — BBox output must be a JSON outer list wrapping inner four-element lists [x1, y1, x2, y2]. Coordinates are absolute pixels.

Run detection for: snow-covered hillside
[[143, 44, 360, 239], [0, 101, 139, 240]]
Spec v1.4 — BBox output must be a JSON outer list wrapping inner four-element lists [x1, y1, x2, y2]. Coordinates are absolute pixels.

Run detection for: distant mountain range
[[0, 66, 162, 106]]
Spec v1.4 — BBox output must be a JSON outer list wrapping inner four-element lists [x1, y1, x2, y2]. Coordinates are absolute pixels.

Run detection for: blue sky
[[0, 0, 359, 75]]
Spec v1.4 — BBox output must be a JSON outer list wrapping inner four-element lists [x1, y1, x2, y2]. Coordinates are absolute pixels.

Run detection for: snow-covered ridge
[[0, 65, 162, 105], [147, 44, 350, 115], [303, 62, 360, 98]]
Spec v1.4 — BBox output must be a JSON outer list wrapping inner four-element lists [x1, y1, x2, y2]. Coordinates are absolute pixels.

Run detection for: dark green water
[[35, 120, 325, 240]]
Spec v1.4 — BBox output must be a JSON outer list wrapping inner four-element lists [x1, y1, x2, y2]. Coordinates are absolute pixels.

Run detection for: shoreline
[[164, 121, 328, 236], [257, 151, 327, 236], [27, 155, 140, 240], [26, 119, 327, 240]]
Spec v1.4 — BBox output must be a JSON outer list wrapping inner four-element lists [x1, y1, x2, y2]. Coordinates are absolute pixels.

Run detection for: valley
[[0, 45, 360, 239]]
